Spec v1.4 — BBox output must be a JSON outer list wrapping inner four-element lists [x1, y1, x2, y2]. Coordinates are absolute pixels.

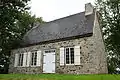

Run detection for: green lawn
[[0, 74, 120, 80]]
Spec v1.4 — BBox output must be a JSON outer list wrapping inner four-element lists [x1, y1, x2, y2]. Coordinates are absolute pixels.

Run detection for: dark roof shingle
[[22, 11, 95, 46]]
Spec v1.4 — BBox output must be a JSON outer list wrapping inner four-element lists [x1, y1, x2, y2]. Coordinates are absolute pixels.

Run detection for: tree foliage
[[0, 0, 44, 73], [13, 12, 44, 47], [96, 0, 120, 73]]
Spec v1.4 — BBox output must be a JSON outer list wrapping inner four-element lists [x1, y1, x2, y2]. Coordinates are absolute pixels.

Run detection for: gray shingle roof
[[22, 11, 95, 46]]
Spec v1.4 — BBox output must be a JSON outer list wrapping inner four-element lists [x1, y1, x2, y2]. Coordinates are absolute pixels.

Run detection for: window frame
[[18, 53, 24, 67], [65, 47, 75, 65], [30, 51, 37, 67]]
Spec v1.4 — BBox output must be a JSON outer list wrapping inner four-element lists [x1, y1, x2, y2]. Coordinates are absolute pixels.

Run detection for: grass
[[0, 74, 120, 80]]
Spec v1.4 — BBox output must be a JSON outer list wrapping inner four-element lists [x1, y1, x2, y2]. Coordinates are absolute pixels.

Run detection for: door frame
[[43, 49, 56, 73]]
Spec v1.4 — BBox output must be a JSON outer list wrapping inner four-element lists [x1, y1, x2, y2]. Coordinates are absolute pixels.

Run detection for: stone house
[[9, 3, 108, 74]]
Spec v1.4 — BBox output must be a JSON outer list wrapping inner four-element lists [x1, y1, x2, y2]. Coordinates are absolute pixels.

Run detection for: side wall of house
[[90, 11, 108, 74], [9, 12, 108, 74]]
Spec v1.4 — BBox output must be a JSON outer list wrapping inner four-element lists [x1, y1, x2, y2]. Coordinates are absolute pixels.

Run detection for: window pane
[[66, 48, 69, 64], [21, 54, 24, 66], [18, 54, 24, 66], [45, 51, 48, 53], [34, 52, 37, 65], [70, 48, 74, 64], [31, 53, 34, 65], [18, 54, 21, 66]]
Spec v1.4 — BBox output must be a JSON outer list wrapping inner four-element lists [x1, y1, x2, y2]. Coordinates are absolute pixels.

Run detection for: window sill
[[66, 64, 75, 65], [15, 66, 41, 68], [15, 66, 25, 68], [60, 64, 82, 66], [30, 66, 40, 67]]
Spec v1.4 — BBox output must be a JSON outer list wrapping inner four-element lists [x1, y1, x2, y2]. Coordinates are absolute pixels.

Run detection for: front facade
[[9, 3, 108, 74]]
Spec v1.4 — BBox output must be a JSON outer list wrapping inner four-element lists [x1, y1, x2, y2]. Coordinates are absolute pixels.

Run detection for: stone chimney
[[85, 3, 94, 16]]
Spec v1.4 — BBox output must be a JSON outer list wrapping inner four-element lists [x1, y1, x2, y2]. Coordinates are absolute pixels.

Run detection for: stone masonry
[[9, 11, 108, 74]]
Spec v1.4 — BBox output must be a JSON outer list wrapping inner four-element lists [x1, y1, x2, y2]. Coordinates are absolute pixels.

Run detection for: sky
[[30, 0, 95, 22]]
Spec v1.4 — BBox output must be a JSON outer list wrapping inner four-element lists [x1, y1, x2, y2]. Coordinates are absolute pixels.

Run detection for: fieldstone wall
[[9, 12, 108, 74], [9, 50, 43, 74]]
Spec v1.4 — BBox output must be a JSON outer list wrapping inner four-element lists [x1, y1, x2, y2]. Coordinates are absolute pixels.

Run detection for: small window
[[18, 53, 24, 66], [65, 47, 74, 64], [45, 50, 55, 53], [31, 51, 37, 66]]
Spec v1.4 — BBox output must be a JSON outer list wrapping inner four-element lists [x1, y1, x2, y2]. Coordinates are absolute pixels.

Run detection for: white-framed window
[[14, 50, 41, 67], [65, 47, 74, 64], [31, 51, 37, 66], [18, 53, 24, 66], [60, 46, 80, 66]]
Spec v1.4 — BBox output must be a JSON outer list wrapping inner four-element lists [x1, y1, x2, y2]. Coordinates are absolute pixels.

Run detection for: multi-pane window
[[14, 50, 41, 67], [18, 54, 24, 66], [31, 51, 37, 66], [65, 47, 74, 64]]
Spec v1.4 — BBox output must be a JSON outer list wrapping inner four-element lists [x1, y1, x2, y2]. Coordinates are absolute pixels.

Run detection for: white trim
[[26, 52, 31, 67], [74, 46, 80, 65], [37, 50, 41, 66], [60, 47, 65, 66], [14, 54, 19, 67], [23, 53, 27, 67]]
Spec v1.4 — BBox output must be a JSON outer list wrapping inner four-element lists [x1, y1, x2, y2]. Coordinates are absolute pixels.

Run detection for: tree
[[13, 12, 44, 47], [96, 0, 120, 73], [0, 0, 44, 73]]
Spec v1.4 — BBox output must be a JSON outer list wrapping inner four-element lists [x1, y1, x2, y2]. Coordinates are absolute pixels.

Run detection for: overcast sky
[[30, 0, 95, 22]]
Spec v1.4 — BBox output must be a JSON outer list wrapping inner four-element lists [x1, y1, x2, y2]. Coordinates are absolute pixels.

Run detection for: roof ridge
[[46, 11, 85, 23], [22, 11, 95, 46], [27, 11, 85, 34]]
